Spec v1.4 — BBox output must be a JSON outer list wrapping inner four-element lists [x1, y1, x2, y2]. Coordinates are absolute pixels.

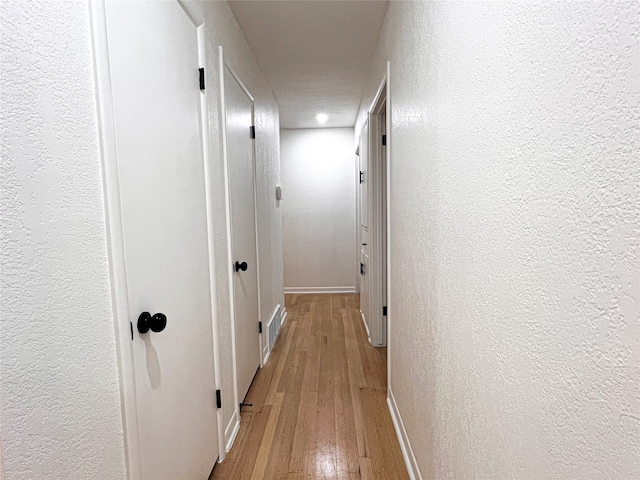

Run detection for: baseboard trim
[[284, 286, 356, 294], [224, 410, 240, 454], [387, 388, 422, 480]]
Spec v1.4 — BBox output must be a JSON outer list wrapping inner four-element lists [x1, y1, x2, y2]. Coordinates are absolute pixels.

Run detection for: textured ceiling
[[228, 0, 388, 129]]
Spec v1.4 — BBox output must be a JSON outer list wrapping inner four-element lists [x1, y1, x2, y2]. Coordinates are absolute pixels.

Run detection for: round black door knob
[[235, 261, 248, 272], [137, 312, 167, 334]]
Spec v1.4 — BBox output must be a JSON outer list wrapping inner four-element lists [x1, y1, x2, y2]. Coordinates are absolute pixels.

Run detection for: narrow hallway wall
[[358, 1, 640, 478], [0, 1, 126, 477], [281, 128, 356, 293]]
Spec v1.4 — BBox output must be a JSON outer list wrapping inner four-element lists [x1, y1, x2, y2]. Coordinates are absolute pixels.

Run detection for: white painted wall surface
[[358, 1, 640, 479], [181, 1, 284, 441], [281, 128, 356, 292], [0, 1, 126, 478], [0, 0, 284, 475]]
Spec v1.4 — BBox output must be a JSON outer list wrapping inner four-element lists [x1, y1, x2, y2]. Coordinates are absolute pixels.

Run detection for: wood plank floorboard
[[210, 294, 408, 480]]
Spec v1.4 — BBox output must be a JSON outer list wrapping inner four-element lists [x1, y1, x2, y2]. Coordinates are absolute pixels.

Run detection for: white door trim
[[222, 61, 255, 102], [367, 62, 394, 409], [356, 118, 371, 324], [194, 22, 227, 465], [383, 61, 392, 395], [88, 2, 142, 477], [367, 63, 393, 387], [366, 71, 388, 348], [358, 119, 370, 341], [217, 47, 241, 448], [355, 144, 361, 294]]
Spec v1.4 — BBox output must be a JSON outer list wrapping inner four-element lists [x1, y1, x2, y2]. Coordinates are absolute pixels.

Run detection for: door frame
[[357, 119, 371, 341], [218, 47, 264, 446], [88, 2, 225, 477], [354, 143, 361, 295], [381, 62, 393, 390], [366, 64, 391, 357]]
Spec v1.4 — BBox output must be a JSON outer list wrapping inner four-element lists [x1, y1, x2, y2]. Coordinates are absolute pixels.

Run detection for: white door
[[359, 122, 371, 335], [105, 2, 218, 478], [359, 122, 369, 231], [224, 66, 261, 403], [361, 249, 370, 341], [381, 108, 388, 344]]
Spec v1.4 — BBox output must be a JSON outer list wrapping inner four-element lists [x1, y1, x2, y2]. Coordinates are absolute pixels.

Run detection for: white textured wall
[[182, 1, 284, 435], [0, 0, 284, 476], [281, 128, 356, 291], [0, 1, 126, 478], [358, 1, 640, 478]]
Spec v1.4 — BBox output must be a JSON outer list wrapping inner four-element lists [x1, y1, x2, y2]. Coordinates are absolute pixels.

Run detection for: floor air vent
[[267, 306, 282, 352]]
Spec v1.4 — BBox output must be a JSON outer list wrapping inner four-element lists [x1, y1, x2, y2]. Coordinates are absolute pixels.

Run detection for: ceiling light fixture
[[316, 113, 328, 124]]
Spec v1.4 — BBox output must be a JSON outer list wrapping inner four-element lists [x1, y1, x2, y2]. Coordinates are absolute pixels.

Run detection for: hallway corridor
[[209, 294, 408, 479]]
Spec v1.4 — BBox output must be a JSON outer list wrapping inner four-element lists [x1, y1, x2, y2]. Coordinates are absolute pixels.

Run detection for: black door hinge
[[250, 126, 256, 139], [130, 321, 133, 340], [258, 321, 263, 334], [359, 171, 364, 184], [360, 262, 365, 275], [199, 68, 205, 90], [383, 306, 387, 316], [216, 389, 222, 408], [382, 134, 386, 146]]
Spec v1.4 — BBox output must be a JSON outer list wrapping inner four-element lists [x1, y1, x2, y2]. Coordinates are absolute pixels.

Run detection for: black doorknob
[[235, 261, 248, 272], [137, 312, 167, 334]]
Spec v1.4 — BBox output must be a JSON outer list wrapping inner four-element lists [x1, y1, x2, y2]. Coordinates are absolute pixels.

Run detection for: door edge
[[218, 46, 242, 436], [88, 1, 142, 478]]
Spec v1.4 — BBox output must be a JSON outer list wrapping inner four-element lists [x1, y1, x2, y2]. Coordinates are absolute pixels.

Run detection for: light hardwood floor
[[209, 294, 409, 480]]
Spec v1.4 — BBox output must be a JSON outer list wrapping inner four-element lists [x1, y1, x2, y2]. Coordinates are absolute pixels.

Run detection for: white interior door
[[360, 249, 370, 340], [105, 2, 218, 478], [359, 122, 371, 335], [380, 107, 387, 344], [224, 66, 261, 403], [359, 122, 369, 232]]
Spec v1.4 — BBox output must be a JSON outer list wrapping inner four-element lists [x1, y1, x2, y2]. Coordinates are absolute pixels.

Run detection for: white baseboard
[[387, 388, 422, 480], [284, 286, 356, 294], [224, 409, 240, 453]]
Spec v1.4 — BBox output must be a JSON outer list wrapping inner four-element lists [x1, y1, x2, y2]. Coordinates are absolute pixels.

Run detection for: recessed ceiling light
[[316, 113, 328, 124]]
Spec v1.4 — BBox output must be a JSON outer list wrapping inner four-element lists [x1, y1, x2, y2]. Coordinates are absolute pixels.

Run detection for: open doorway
[[357, 69, 389, 360], [356, 66, 390, 389], [370, 85, 387, 349]]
